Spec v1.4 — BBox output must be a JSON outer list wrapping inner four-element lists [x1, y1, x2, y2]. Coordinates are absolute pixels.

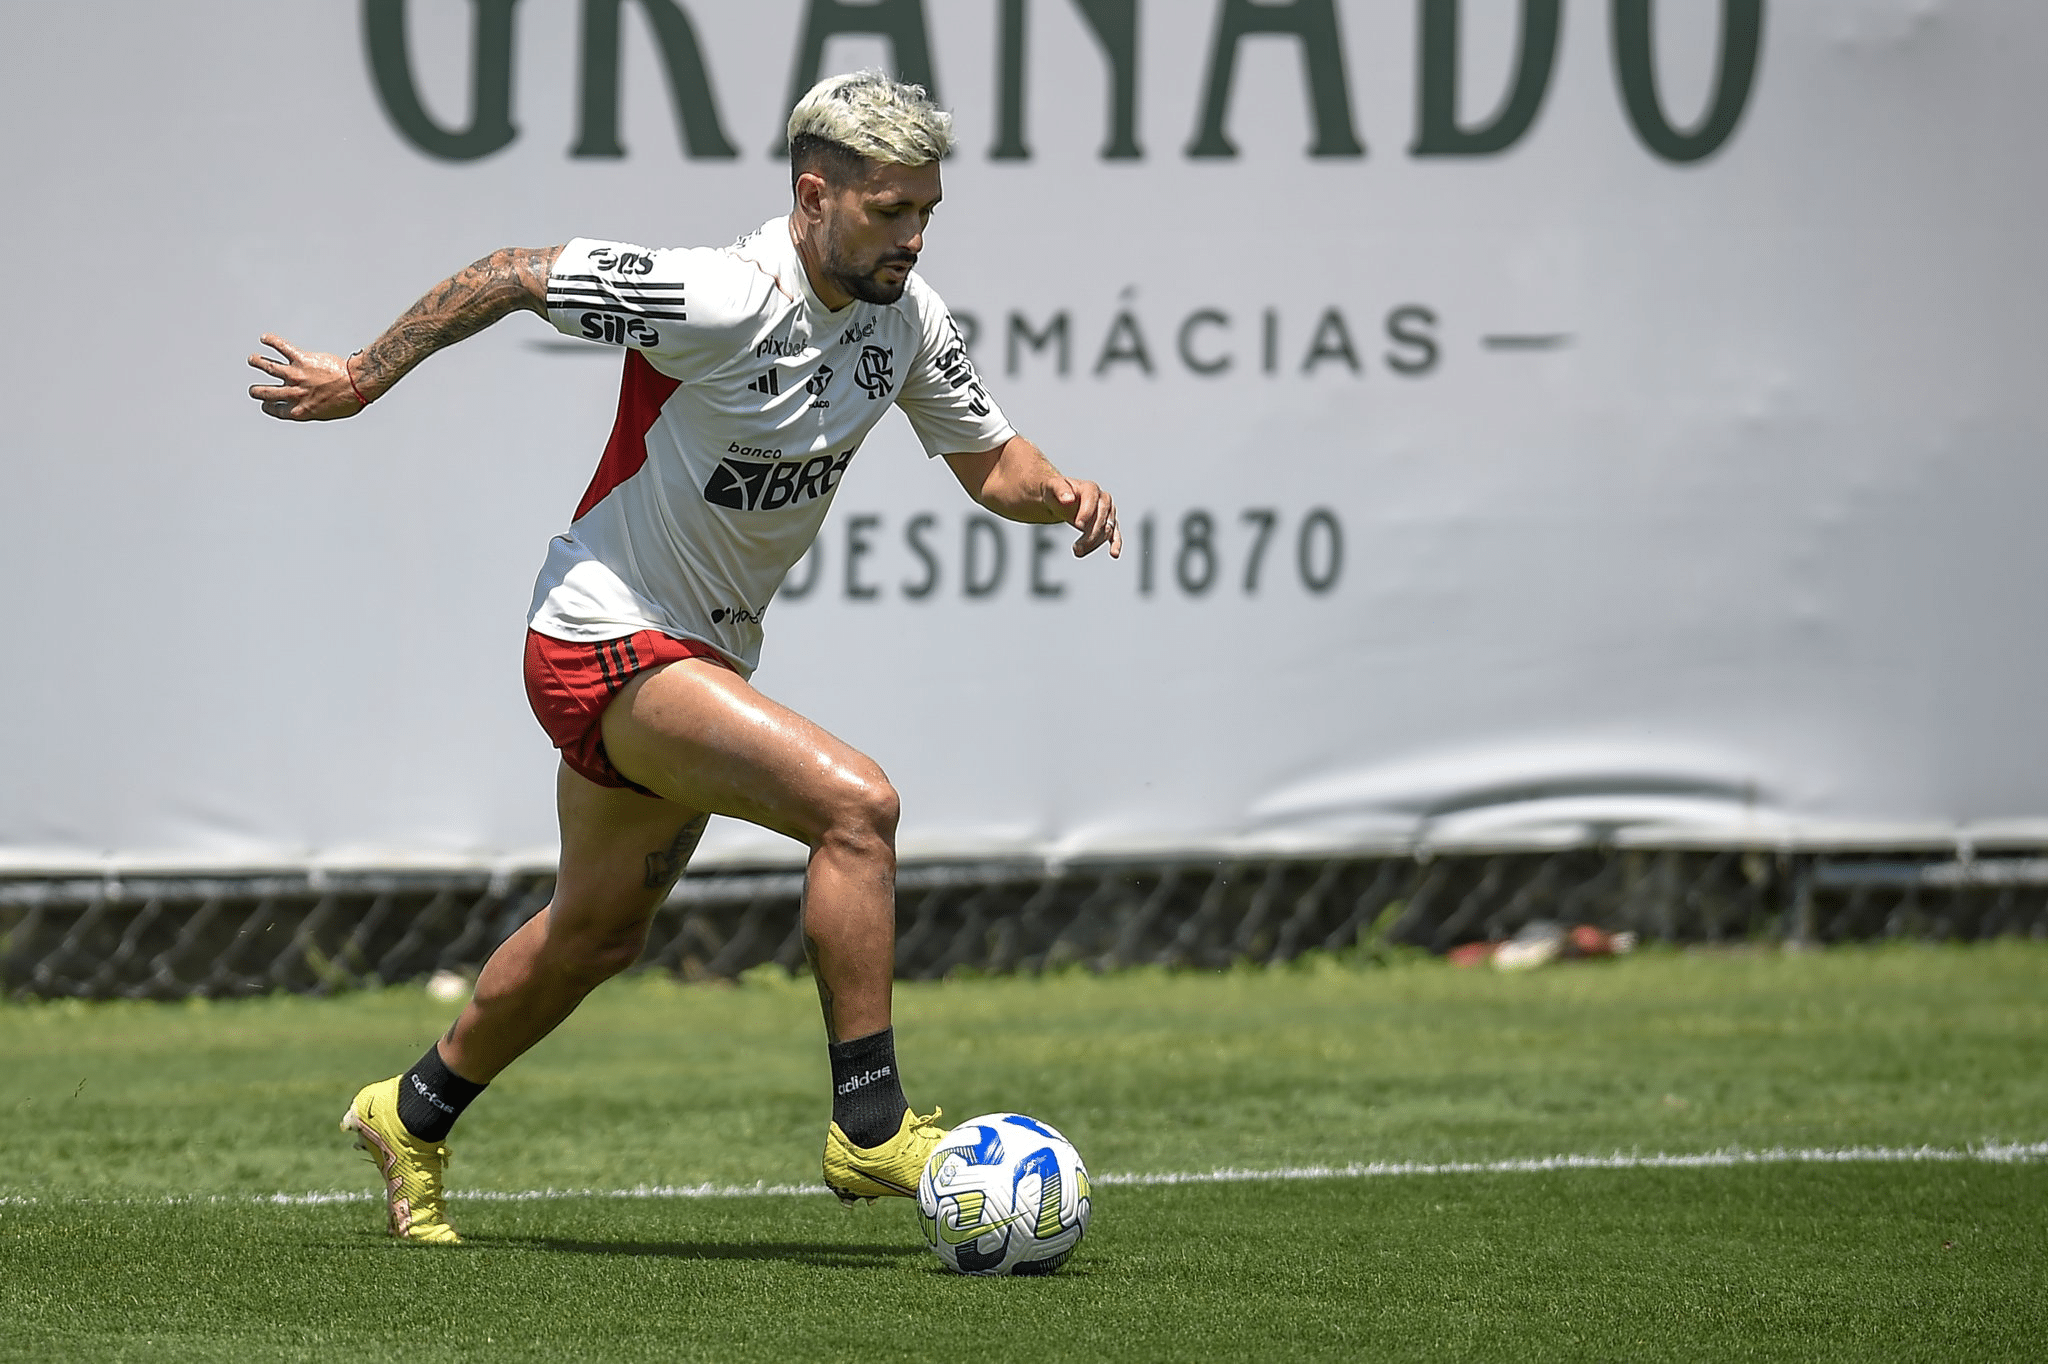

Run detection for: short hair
[[787, 71, 952, 188]]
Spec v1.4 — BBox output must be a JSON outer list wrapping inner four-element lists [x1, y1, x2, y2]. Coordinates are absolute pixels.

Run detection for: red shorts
[[523, 629, 733, 794]]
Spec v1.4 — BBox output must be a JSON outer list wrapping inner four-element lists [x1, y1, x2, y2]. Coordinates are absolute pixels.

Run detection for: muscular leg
[[440, 769, 706, 1081], [599, 658, 899, 1043], [440, 656, 897, 1083], [345, 757, 707, 1246]]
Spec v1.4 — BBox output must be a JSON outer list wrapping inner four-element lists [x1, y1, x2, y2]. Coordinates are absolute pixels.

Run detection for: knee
[[817, 766, 899, 861], [546, 914, 652, 984]]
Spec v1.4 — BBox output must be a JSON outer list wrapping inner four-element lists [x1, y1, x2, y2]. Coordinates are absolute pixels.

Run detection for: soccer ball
[[916, 1112, 1092, 1276]]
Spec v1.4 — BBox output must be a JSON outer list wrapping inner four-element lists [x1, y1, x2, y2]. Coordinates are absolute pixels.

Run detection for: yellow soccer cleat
[[340, 1076, 461, 1245], [823, 1106, 948, 1205]]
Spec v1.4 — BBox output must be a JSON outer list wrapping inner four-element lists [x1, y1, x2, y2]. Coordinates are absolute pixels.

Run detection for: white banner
[[3, 1, 2044, 869]]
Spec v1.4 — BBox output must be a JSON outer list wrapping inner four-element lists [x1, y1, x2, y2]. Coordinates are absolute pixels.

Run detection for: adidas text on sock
[[828, 1027, 910, 1148], [394, 1044, 487, 1143]]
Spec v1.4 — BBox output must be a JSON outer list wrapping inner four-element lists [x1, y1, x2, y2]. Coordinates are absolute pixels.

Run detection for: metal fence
[[5, 845, 2047, 999]]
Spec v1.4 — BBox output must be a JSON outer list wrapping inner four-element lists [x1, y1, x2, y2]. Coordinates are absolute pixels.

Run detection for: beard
[[825, 237, 918, 306]]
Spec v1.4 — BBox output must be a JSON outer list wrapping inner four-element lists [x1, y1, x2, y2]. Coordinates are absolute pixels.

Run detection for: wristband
[[346, 352, 372, 408]]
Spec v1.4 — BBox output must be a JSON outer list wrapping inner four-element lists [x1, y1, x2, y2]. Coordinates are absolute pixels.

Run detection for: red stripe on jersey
[[573, 350, 683, 522]]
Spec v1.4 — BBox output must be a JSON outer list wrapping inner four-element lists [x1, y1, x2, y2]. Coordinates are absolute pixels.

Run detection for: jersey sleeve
[[545, 238, 732, 358], [894, 280, 1016, 458]]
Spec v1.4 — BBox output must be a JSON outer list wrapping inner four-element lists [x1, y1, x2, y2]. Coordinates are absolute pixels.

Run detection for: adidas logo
[[835, 1065, 893, 1096], [746, 369, 780, 396], [408, 1073, 457, 1115]]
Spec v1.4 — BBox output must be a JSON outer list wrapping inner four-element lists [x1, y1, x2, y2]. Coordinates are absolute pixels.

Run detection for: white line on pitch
[[1096, 1140, 2048, 1187], [5, 1140, 2044, 1208]]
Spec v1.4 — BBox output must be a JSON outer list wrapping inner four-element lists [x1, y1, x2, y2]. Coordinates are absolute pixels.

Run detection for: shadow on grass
[[468, 1233, 927, 1268]]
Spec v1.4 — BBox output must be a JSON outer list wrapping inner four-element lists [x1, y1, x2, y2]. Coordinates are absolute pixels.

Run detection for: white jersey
[[527, 217, 1014, 674]]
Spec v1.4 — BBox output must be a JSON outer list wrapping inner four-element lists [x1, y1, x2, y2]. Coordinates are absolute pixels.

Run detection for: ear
[[795, 170, 831, 222]]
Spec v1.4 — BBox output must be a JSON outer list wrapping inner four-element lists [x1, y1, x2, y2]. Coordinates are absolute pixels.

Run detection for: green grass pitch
[[3, 944, 2045, 1361]]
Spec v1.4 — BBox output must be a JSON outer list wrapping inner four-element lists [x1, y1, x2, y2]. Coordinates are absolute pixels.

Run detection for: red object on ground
[[1569, 924, 1622, 956]]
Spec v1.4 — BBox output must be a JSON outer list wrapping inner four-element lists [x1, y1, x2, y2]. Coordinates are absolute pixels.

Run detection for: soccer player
[[246, 72, 1120, 1244]]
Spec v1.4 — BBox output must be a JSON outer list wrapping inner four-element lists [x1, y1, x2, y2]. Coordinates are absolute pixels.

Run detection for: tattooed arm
[[246, 245, 562, 422]]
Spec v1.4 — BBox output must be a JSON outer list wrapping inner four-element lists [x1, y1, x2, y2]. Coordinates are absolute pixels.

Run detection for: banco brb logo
[[361, 0, 1764, 167]]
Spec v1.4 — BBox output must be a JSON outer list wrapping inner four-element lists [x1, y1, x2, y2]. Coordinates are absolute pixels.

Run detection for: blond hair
[[786, 70, 953, 167]]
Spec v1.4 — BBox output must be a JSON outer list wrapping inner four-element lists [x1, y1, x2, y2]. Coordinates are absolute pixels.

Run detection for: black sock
[[828, 1027, 909, 1148], [394, 1044, 487, 1143]]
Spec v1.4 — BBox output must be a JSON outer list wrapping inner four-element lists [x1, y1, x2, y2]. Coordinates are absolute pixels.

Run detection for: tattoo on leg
[[642, 815, 708, 890], [804, 932, 839, 1043]]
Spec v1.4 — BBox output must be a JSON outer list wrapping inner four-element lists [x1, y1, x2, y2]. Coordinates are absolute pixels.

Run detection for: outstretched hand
[[247, 335, 366, 421], [1049, 476, 1121, 558]]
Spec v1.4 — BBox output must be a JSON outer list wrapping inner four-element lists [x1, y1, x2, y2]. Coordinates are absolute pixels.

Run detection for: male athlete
[[246, 72, 1119, 1244]]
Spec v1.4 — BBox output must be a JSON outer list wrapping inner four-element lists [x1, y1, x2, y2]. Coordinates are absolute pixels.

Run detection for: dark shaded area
[[5, 847, 2045, 999], [467, 1234, 923, 1267]]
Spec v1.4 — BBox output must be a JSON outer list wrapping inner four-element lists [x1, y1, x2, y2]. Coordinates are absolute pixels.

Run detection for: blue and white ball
[[916, 1112, 1092, 1276]]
